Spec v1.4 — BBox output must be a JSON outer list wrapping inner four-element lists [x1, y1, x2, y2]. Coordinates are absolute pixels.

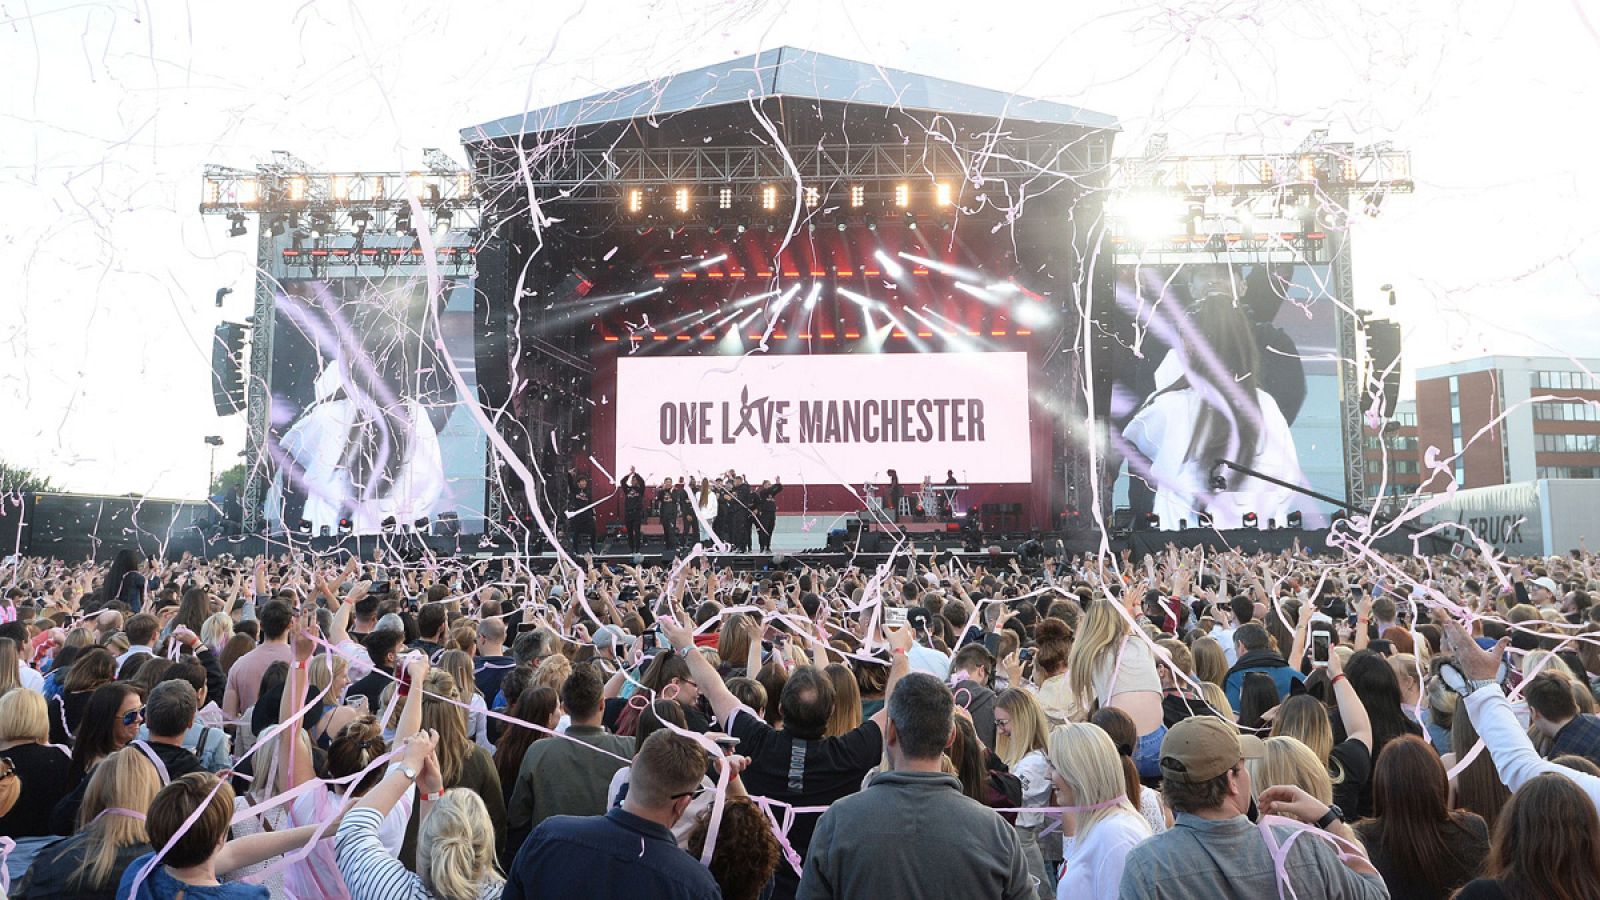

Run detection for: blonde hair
[[0, 686, 48, 743], [1523, 650, 1578, 682], [1046, 723, 1148, 842], [0, 638, 21, 698], [420, 669, 470, 785], [823, 664, 862, 738], [1066, 600, 1130, 714], [439, 650, 481, 701], [1199, 683, 1235, 720], [1191, 637, 1229, 688], [995, 688, 1051, 769], [1247, 736, 1333, 805], [307, 653, 349, 696], [200, 612, 234, 652], [533, 654, 572, 693], [418, 788, 503, 900], [74, 747, 161, 889]]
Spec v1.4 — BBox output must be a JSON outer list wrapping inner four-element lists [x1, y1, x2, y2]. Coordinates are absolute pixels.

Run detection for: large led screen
[[1106, 262, 1344, 529], [262, 276, 485, 534]]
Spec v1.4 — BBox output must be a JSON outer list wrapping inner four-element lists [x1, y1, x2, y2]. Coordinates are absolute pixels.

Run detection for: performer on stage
[[569, 475, 597, 553], [732, 475, 755, 552], [887, 469, 904, 522], [942, 469, 959, 520], [755, 478, 783, 553], [622, 467, 646, 553], [656, 478, 681, 552], [691, 477, 720, 543]]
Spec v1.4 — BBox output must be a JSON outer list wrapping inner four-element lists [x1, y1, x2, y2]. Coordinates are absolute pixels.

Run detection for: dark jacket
[[13, 835, 151, 900], [1224, 649, 1306, 709], [956, 679, 999, 750], [503, 808, 720, 900], [799, 770, 1032, 900]]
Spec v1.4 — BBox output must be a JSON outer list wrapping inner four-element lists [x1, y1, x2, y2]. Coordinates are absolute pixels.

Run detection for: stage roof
[[461, 46, 1118, 144]]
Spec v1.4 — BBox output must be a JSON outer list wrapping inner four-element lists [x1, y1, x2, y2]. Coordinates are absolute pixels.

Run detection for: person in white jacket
[[1047, 722, 1151, 898]]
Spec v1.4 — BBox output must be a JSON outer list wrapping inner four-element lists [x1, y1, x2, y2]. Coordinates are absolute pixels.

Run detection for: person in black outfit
[[569, 476, 597, 553], [732, 475, 755, 552], [622, 468, 647, 554], [672, 479, 692, 541], [656, 478, 681, 553], [755, 478, 783, 553], [886, 469, 903, 522], [942, 469, 959, 520]]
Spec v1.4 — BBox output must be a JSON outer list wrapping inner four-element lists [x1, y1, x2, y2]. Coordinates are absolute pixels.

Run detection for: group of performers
[[616, 468, 784, 554]]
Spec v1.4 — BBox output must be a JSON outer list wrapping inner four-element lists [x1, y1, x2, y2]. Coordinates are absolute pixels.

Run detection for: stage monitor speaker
[[1366, 319, 1402, 419]]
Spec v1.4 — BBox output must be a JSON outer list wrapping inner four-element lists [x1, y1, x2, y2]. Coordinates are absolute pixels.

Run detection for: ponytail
[[417, 789, 502, 900]]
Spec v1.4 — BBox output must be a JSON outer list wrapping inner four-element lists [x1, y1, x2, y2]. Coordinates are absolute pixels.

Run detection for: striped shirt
[[335, 807, 501, 900]]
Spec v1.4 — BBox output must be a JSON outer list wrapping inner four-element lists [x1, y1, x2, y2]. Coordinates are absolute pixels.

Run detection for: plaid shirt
[[1550, 713, 1600, 765]]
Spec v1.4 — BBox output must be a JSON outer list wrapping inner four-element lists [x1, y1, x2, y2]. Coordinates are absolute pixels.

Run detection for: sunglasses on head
[[121, 707, 145, 727]]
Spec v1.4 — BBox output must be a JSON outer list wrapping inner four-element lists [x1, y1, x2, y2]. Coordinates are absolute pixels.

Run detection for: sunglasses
[[671, 785, 709, 802], [121, 707, 145, 727]]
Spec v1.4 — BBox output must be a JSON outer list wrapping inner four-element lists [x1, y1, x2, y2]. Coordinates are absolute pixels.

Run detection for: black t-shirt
[[1161, 689, 1222, 728], [1354, 814, 1488, 900], [0, 742, 72, 837], [729, 710, 883, 900], [1329, 737, 1372, 819], [348, 665, 394, 710], [143, 738, 207, 782]]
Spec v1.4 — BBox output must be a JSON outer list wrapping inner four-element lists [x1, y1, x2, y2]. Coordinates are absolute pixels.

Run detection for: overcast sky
[[1, 0, 1595, 498]]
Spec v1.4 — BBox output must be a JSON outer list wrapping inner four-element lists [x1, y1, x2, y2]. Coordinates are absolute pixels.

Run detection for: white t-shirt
[[284, 782, 413, 900], [1091, 638, 1162, 706], [1011, 749, 1052, 829], [1056, 811, 1152, 899]]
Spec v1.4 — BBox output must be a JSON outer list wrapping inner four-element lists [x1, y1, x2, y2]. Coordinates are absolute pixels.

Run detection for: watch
[[399, 763, 419, 781], [1315, 804, 1344, 830]]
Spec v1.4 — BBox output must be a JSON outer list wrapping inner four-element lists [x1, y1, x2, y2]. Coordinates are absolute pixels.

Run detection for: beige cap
[[1159, 716, 1266, 783]]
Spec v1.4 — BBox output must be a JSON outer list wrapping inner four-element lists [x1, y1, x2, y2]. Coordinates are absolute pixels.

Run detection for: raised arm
[[276, 618, 321, 791], [661, 616, 741, 725], [393, 654, 429, 744], [1326, 647, 1371, 751]]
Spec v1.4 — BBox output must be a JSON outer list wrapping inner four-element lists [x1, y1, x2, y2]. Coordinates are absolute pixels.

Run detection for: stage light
[[349, 210, 371, 239], [414, 516, 431, 532], [287, 176, 307, 202], [394, 207, 413, 234], [628, 189, 642, 213], [1287, 511, 1303, 529], [265, 216, 287, 237], [894, 184, 910, 208], [954, 282, 1002, 304], [736, 218, 749, 234], [1105, 193, 1188, 242], [236, 178, 259, 206], [719, 187, 733, 209], [310, 213, 332, 238], [337, 517, 353, 535], [227, 214, 248, 237], [1014, 302, 1052, 328], [837, 222, 847, 232], [319, 525, 331, 537], [875, 250, 905, 280], [674, 188, 690, 213], [850, 185, 865, 208], [331, 175, 349, 202], [935, 183, 952, 206], [866, 215, 877, 231], [381, 516, 397, 533], [296, 519, 313, 535], [695, 254, 728, 269], [805, 186, 820, 209], [761, 186, 777, 210], [1243, 512, 1259, 528], [803, 283, 823, 310], [1198, 512, 1214, 528]]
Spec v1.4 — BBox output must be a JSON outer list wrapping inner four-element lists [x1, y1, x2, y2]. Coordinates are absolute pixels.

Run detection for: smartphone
[[1018, 647, 1036, 662], [1311, 632, 1330, 667], [710, 732, 741, 754], [884, 607, 909, 628]]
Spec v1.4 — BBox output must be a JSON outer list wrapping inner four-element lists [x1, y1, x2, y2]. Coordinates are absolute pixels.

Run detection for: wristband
[[1331, 673, 1347, 685], [891, 647, 908, 656], [421, 789, 445, 803], [293, 659, 309, 671]]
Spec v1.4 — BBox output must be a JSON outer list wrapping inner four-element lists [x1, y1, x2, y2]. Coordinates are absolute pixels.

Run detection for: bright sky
[[2, 0, 1596, 498]]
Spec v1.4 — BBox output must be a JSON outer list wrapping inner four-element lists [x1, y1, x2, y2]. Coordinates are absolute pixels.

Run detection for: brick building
[[1364, 399, 1423, 497], [1414, 356, 1600, 489]]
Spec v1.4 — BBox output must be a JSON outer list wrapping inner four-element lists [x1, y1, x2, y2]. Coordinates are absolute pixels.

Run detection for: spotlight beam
[[897, 251, 982, 281]]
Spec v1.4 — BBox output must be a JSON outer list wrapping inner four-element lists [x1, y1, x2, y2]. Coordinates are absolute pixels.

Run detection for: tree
[[210, 463, 246, 498], [0, 462, 60, 494]]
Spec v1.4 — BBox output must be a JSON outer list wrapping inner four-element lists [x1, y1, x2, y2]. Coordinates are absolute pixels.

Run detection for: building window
[[1535, 370, 1600, 391], [1538, 466, 1600, 479], [1397, 411, 1418, 427], [1393, 460, 1420, 475], [1534, 402, 1600, 422], [1536, 433, 1600, 453]]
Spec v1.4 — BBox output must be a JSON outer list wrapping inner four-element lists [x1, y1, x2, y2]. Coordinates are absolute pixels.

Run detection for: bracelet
[[891, 647, 908, 656], [1331, 673, 1347, 685], [293, 659, 309, 670], [421, 789, 445, 803]]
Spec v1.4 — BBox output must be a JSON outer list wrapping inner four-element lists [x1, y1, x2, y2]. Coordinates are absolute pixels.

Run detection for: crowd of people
[[1, 541, 1599, 899], [615, 468, 784, 555]]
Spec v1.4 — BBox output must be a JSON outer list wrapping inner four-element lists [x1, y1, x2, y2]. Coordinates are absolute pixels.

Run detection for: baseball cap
[[594, 624, 635, 650], [1158, 717, 1265, 784], [1532, 576, 1559, 595]]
